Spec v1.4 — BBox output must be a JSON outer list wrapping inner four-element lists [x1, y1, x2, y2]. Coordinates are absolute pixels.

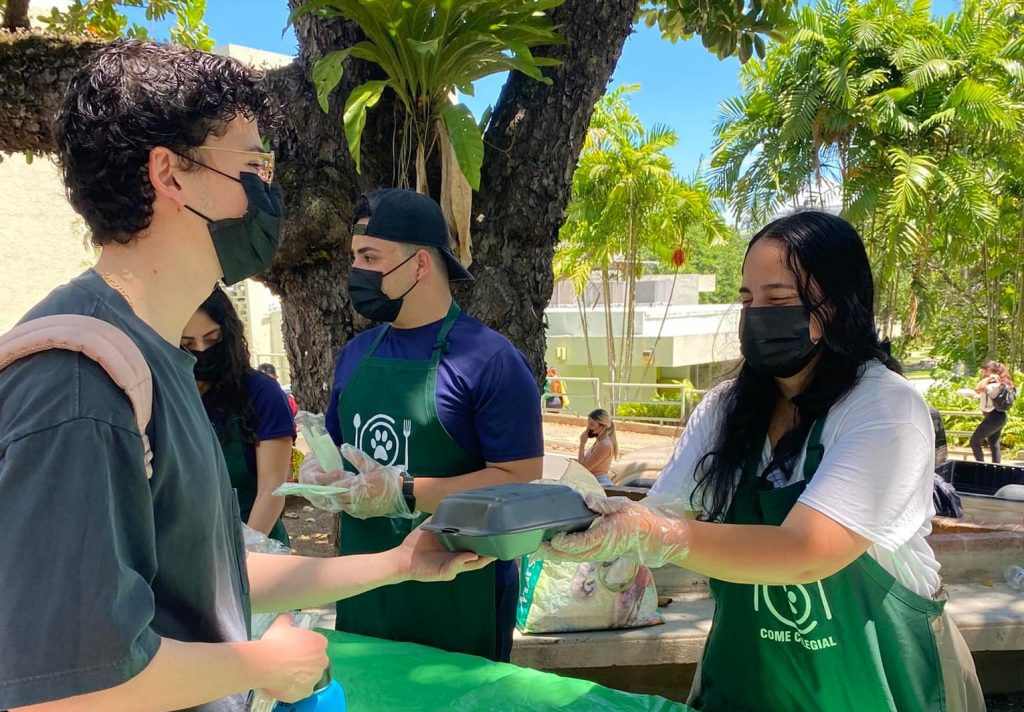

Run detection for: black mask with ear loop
[[347, 252, 420, 323], [176, 153, 283, 285], [740, 305, 822, 378]]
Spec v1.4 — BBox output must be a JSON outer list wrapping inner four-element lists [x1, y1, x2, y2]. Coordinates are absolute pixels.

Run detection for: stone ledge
[[510, 583, 1024, 670]]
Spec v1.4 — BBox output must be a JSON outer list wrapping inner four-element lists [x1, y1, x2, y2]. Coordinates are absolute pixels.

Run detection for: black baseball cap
[[352, 188, 473, 281]]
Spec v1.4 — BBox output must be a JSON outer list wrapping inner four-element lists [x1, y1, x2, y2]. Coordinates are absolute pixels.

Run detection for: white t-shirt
[[980, 381, 1002, 413], [650, 360, 941, 598]]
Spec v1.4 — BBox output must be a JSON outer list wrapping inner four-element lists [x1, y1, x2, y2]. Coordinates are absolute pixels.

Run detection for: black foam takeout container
[[422, 483, 598, 560]]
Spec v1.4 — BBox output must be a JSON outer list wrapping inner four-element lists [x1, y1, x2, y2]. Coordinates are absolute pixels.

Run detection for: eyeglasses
[[194, 146, 275, 184]]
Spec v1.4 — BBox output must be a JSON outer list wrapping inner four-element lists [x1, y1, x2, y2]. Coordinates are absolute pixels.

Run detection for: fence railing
[[937, 409, 984, 441], [542, 376, 601, 418], [544, 377, 707, 426]]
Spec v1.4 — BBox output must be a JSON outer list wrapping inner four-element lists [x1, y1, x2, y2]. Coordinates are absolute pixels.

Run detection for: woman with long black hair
[[544, 211, 984, 711], [181, 287, 295, 545]]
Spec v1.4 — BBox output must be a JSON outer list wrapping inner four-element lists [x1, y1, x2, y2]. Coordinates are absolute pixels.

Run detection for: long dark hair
[[691, 211, 900, 521], [197, 287, 259, 445]]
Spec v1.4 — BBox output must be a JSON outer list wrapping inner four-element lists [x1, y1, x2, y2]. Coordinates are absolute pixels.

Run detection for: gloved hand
[[335, 444, 416, 519], [540, 495, 691, 568], [298, 451, 344, 486]]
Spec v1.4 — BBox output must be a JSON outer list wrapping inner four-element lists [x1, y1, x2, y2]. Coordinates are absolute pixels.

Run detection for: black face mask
[[185, 170, 284, 286], [348, 252, 419, 323], [190, 340, 230, 382], [740, 305, 821, 378]]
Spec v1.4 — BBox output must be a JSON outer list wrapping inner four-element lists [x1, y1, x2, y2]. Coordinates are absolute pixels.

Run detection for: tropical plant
[[555, 86, 727, 395], [710, 0, 1024, 369], [290, 0, 566, 267], [34, 0, 213, 49]]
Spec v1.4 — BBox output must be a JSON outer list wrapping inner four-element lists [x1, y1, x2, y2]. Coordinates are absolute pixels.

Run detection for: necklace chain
[[99, 271, 135, 311]]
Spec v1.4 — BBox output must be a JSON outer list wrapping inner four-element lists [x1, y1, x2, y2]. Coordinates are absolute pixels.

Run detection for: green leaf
[[441, 102, 484, 190], [313, 49, 351, 113], [478, 104, 493, 132], [407, 37, 441, 55], [343, 80, 387, 173]]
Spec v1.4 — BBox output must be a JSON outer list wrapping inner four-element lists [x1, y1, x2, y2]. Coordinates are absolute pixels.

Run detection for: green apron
[[220, 416, 290, 546], [335, 302, 498, 659], [694, 416, 947, 712]]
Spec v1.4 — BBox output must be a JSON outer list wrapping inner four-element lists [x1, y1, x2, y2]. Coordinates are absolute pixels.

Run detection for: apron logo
[[754, 581, 839, 651], [353, 413, 412, 469]]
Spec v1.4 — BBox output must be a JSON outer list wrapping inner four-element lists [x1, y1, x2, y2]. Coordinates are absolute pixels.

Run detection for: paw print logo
[[357, 414, 400, 466], [370, 426, 395, 462]]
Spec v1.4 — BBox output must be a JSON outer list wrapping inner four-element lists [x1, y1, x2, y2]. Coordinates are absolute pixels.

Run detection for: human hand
[[298, 452, 344, 486], [540, 495, 691, 568], [391, 524, 495, 583], [330, 444, 414, 519], [255, 614, 329, 703]]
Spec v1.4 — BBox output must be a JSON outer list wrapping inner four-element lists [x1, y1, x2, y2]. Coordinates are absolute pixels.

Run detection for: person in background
[[544, 366, 567, 410], [259, 361, 299, 416], [578, 408, 618, 487], [183, 288, 295, 545], [970, 360, 1015, 463]]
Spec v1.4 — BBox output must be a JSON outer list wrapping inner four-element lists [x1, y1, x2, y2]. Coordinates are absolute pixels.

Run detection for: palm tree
[[556, 87, 725, 402], [711, 0, 1024, 361]]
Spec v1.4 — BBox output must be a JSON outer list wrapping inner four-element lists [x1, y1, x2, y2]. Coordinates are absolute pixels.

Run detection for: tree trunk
[[267, 0, 638, 408], [0, 0, 641, 411], [601, 263, 617, 391], [638, 267, 679, 385], [2, 0, 30, 30], [451, 0, 640, 385], [981, 239, 998, 361], [621, 212, 638, 399], [577, 294, 596, 380], [1009, 205, 1024, 372]]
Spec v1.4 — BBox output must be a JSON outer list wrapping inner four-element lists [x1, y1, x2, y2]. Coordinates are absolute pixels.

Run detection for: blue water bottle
[[273, 669, 346, 712]]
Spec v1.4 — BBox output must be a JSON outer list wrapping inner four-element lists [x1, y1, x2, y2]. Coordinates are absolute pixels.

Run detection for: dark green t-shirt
[[0, 271, 250, 710]]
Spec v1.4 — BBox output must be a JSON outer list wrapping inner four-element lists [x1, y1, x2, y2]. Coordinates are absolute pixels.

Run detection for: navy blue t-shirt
[[202, 370, 296, 481], [326, 311, 544, 465], [326, 310, 544, 589]]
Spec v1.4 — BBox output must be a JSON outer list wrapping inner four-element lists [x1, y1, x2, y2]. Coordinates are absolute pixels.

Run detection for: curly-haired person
[[0, 41, 491, 711]]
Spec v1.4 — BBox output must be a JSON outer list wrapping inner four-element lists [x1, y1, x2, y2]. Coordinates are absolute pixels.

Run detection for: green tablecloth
[[322, 629, 693, 711]]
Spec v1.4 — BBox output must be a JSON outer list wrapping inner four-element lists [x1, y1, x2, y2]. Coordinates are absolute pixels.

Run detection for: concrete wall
[[0, 154, 94, 332]]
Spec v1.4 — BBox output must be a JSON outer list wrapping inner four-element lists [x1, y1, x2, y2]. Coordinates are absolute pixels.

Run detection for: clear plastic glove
[[298, 450, 344, 486], [540, 494, 691, 568], [336, 444, 416, 519]]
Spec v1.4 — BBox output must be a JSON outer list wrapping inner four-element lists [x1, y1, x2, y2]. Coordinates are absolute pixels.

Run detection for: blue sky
[[125, 0, 959, 178]]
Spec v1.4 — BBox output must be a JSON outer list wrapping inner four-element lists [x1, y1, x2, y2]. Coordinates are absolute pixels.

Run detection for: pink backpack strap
[[0, 315, 154, 478]]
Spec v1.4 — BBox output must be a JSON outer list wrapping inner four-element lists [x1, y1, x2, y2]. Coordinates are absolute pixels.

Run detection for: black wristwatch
[[401, 470, 416, 512]]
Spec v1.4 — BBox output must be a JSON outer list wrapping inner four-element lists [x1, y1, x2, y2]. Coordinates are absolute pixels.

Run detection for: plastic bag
[[295, 411, 345, 473], [517, 462, 662, 634], [250, 611, 325, 712], [274, 482, 350, 513], [243, 523, 293, 556], [245, 524, 294, 644]]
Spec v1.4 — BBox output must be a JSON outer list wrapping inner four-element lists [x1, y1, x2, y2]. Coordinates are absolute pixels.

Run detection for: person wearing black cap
[[300, 188, 544, 661]]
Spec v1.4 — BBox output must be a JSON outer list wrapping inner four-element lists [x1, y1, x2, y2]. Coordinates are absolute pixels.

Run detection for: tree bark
[[2, 0, 30, 31], [0, 0, 640, 412], [0, 33, 102, 154], [451, 0, 640, 382]]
